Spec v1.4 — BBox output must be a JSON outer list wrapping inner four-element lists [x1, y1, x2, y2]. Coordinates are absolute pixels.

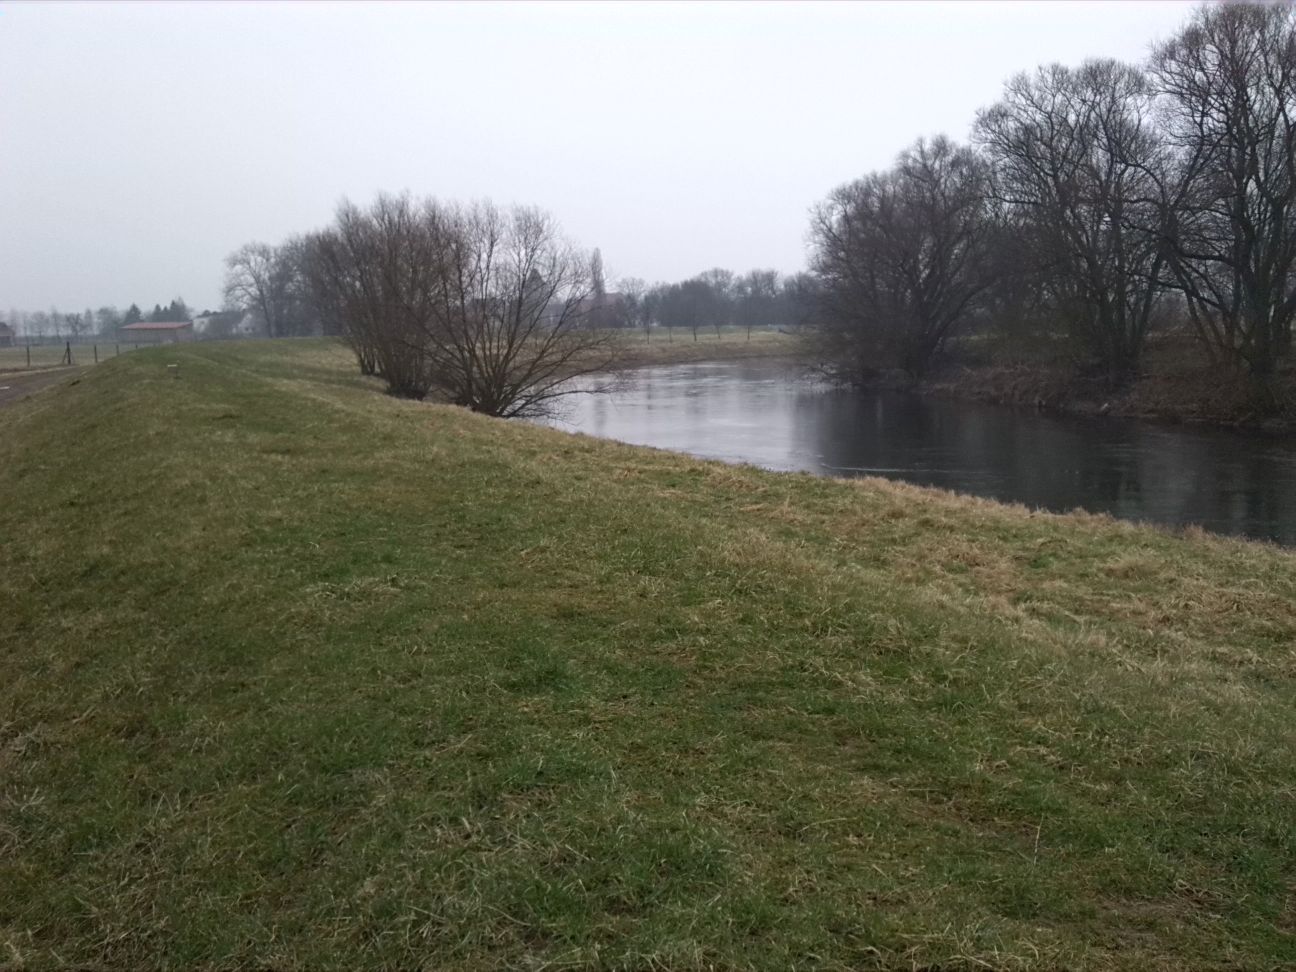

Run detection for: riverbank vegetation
[[807, 3, 1296, 427], [3, 342, 1295, 969]]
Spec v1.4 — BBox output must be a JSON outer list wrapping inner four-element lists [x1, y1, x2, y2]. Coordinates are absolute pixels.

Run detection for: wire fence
[[0, 341, 148, 372]]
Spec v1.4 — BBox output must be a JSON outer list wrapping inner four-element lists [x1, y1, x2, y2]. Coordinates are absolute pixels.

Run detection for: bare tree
[[95, 306, 121, 336], [306, 195, 623, 416], [417, 202, 623, 418], [779, 273, 821, 332], [223, 241, 313, 338], [698, 268, 734, 337], [975, 60, 1167, 383], [734, 268, 780, 341], [65, 312, 90, 341], [1152, 3, 1296, 379], [673, 279, 710, 342], [619, 276, 654, 342], [647, 283, 674, 342], [303, 194, 441, 393], [810, 135, 999, 380]]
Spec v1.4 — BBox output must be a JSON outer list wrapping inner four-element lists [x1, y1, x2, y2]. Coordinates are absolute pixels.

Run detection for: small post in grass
[[93, 344, 98, 364]]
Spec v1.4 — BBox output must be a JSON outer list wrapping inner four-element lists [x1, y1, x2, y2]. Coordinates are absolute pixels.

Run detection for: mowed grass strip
[[1, 340, 1293, 971]]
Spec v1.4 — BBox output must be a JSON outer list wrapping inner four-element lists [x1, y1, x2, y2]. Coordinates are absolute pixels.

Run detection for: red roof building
[[119, 320, 195, 343]]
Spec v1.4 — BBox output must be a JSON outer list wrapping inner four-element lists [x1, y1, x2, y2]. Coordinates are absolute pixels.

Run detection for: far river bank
[[618, 331, 1296, 433]]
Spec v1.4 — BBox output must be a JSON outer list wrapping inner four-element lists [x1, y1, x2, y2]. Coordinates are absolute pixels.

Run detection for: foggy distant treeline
[[809, 2, 1296, 396], [616, 268, 817, 343], [3, 299, 192, 342], [215, 235, 817, 346]]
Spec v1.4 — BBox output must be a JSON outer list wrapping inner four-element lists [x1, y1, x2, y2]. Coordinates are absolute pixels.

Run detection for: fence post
[[93, 344, 98, 363], [63, 341, 72, 366], [26, 344, 30, 368], [115, 344, 120, 356]]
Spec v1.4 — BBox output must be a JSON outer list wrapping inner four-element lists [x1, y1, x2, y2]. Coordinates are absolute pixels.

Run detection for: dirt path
[[0, 368, 86, 411]]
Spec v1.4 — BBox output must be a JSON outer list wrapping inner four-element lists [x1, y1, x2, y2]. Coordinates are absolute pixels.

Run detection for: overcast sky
[[1, 0, 1199, 314]]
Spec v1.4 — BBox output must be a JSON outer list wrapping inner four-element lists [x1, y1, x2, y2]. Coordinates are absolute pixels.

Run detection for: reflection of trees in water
[[802, 387, 1296, 543]]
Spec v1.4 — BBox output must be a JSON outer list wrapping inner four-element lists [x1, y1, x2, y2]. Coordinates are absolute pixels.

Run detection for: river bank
[[620, 331, 1296, 433], [2, 340, 1294, 969], [916, 339, 1296, 432], [615, 327, 800, 368]]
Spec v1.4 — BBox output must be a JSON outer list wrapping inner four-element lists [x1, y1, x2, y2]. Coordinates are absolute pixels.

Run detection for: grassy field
[[2, 340, 1294, 970], [0, 341, 144, 372], [616, 328, 799, 367]]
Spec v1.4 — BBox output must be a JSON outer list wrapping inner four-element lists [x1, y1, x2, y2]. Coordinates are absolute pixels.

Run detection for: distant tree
[[646, 283, 674, 341], [1152, 3, 1296, 378], [27, 310, 51, 341], [307, 194, 624, 416], [657, 279, 708, 342], [619, 277, 654, 341], [278, 236, 319, 335], [223, 241, 311, 338], [122, 303, 143, 326], [95, 306, 122, 335], [148, 304, 165, 322], [734, 268, 780, 341], [810, 135, 1000, 380], [65, 312, 90, 340], [697, 268, 735, 337], [779, 273, 821, 331]]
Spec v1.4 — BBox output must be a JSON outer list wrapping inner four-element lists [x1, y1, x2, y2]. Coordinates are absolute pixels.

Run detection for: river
[[544, 358, 1296, 545]]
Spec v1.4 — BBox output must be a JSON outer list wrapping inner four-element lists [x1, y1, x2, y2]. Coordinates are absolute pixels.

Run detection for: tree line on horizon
[[808, 1, 1296, 404], [4, 299, 193, 343]]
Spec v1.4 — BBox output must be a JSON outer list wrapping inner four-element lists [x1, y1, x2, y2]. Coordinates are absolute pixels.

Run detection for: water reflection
[[544, 359, 1296, 544]]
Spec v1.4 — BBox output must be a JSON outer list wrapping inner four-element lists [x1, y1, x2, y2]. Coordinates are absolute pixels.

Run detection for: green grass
[[617, 328, 799, 367], [2, 339, 1294, 970], [0, 342, 140, 372]]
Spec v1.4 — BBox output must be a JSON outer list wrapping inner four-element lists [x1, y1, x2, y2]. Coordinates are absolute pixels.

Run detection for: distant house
[[192, 311, 256, 338], [119, 320, 195, 344], [0, 322, 13, 347]]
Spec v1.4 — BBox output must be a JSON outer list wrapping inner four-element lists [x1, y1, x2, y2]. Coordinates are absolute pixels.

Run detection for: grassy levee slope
[[2, 340, 1294, 970]]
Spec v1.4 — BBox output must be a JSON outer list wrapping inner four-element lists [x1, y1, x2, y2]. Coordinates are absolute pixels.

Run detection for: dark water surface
[[546, 359, 1296, 545]]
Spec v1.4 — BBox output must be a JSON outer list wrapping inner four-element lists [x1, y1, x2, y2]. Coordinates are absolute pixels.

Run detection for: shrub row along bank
[[1, 341, 1294, 969], [913, 335, 1296, 430]]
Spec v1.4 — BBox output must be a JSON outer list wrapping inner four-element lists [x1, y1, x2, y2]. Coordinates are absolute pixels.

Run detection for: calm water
[[547, 358, 1296, 545]]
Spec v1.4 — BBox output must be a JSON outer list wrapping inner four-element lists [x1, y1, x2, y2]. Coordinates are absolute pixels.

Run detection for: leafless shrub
[[305, 195, 624, 416]]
